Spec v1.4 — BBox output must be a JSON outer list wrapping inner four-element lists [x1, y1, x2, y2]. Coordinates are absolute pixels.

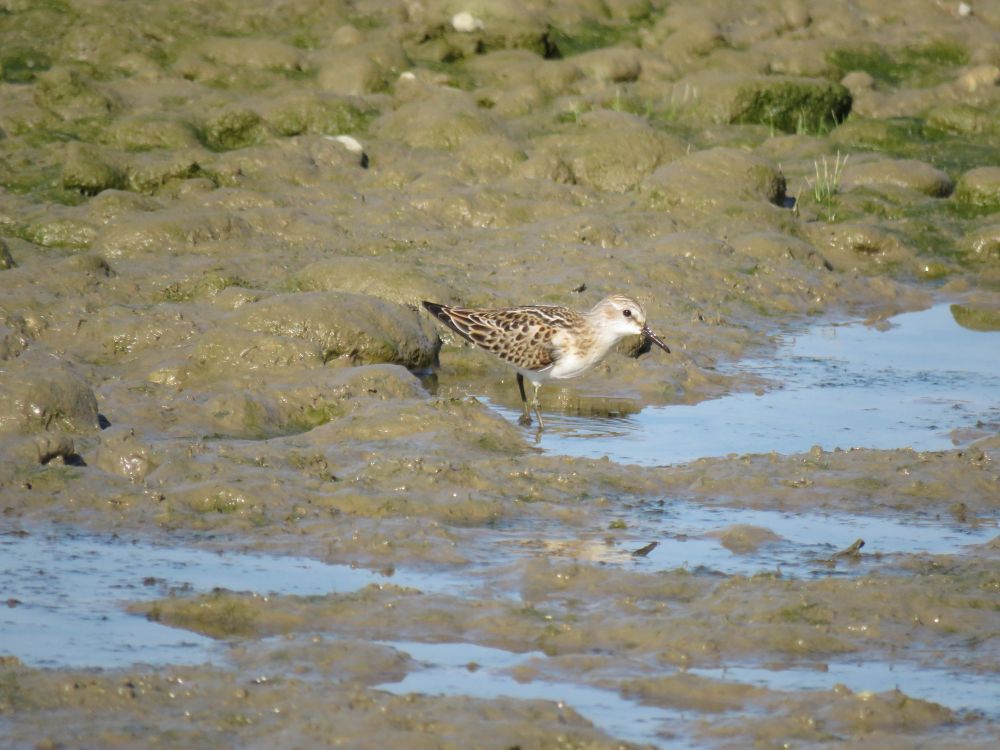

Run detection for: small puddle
[[517, 304, 1000, 465], [690, 661, 1000, 717], [377, 640, 697, 750], [0, 528, 463, 669]]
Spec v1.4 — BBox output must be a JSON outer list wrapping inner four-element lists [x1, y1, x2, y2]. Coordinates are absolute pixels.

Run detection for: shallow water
[[495, 499, 999, 578], [689, 661, 1000, 717], [524, 304, 1000, 465], [378, 641, 697, 749], [0, 529, 462, 668]]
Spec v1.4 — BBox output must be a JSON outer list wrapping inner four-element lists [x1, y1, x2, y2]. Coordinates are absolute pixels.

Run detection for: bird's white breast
[[547, 326, 621, 380]]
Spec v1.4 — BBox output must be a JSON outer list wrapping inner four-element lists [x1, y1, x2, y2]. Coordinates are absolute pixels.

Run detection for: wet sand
[[2, 1, 1000, 748]]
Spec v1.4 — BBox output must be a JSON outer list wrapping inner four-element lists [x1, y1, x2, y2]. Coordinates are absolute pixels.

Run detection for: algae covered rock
[[669, 71, 851, 132], [955, 167, 1000, 210], [230, 291, 439, 368], [841, 158, 954, 197], [0, 351, 99, 434], [32, 66, 118, 121], [60, 142, 125, 195], [199, 107, 273, 151], [959, 224, 1000, 265], [261, 92, 376, 137]]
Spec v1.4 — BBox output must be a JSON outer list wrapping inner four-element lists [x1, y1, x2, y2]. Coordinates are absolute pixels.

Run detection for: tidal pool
[[523, 303, 1000, 465], [0, 529, 464, 669], [378, 641, 698, 750]]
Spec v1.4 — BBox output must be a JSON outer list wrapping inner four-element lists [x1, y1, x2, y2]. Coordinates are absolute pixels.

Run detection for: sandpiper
[[422, 295, 671, 428]]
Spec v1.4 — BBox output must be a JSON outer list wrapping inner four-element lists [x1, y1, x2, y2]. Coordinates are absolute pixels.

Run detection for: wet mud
[[2, 0, 999, 748]]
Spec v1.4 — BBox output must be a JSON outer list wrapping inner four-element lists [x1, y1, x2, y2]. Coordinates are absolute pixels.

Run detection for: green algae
[[155, 273, 250, 303], [548, 21, 641, 58], [828, 41, 969, 89], [733, 79, 852, 134]]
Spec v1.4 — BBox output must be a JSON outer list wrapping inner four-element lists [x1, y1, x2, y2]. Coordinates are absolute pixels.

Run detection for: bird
[[422, 295, 671, 428]]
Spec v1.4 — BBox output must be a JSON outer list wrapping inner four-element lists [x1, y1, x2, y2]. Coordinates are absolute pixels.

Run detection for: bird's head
[[591, 295, 671, 353]]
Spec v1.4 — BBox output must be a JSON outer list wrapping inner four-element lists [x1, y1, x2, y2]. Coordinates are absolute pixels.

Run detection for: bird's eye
[[622, 309, 632, 318]]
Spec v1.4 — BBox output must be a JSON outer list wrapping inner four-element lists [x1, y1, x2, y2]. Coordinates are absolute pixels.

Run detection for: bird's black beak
[[642, 326, 671, 354]]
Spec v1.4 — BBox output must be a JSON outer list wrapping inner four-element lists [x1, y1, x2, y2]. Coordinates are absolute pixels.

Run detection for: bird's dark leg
[[516, 372, 532, 426]]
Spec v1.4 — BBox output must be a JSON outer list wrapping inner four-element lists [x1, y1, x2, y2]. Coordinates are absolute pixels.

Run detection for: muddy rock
[[377, 85, 508, 152], [259, 92, 376, 138], [803, 222, 915, 273], [91, 207, 255, 258], [466, 49, 581, 116], [643, 147, 786, 211], [710, 524, 782, 554], [729, 231, 833, 271], [0, 351, 99, 435], [123, 148, 205, 193], [164, 363, 426, 439], [668, 71, 851, 132], [950, 302, 1000, 331], [107, 114, 202, 151], [316, 39, 409, 95], [571, 46, 642, 85], [32, 65, 119, 121], [198, 37, 307, 73], [230, 292, 439, 368], [85, 190, 164, 225], [622, 672, 765, 712], [67, 304, 201, 366], [158, 328, 324, 386], [0, 237, 14, 269], [925, 102, 996, 135], [958, 224, 1000, 267], [525, 109, 686, 192], [403, 0, 552, 63], [955, 166, 1000, 209], [20, 208, 98, 250], [94, 425, 155, 483], [294, 256, 455, 307], [60, 142, 125, 195], [842, 157, 954, 197]]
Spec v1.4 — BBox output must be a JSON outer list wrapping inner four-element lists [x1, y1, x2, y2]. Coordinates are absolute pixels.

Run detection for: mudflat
[[1, 1, 999, 748]]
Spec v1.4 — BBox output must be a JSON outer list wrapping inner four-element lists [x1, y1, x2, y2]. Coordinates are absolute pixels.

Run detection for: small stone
[[452, 12, 484, 33]]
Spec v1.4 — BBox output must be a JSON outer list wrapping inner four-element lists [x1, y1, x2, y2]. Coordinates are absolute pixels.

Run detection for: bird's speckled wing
[[423, 302, 582, 372]]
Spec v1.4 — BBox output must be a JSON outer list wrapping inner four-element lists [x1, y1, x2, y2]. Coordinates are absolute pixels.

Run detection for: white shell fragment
[[451, 11, 484, 32]]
